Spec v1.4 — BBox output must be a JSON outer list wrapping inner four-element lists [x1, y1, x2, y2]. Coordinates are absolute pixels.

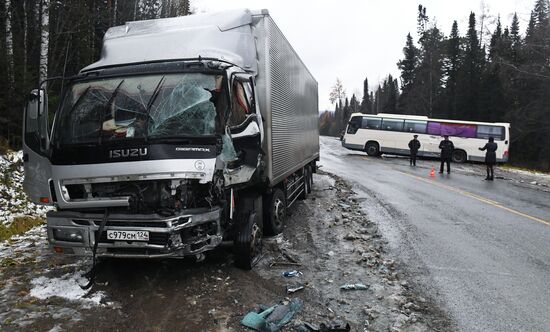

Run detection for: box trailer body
[[22, 9, 319, 269]]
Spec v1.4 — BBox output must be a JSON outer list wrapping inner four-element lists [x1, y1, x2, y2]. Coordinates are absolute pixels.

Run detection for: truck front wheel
[[234, 212, 262, 270], [263, 188, 286, 235]]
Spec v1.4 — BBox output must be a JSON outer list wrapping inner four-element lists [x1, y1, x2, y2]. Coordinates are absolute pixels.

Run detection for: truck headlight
[[53, 228, 84, 242]]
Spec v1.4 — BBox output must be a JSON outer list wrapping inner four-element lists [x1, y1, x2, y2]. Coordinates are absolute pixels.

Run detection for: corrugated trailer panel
[[254, 14, 319, 185]]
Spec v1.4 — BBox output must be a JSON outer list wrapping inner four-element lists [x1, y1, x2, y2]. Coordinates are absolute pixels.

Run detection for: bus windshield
[[54, 73, 225, 145]]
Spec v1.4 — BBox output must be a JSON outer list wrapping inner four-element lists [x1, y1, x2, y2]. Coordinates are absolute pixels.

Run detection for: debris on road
[[241, 298, 302, 332], [286, 283, 305, 294], [339, 283, 369, 291], [298, 322, 351, 332], [282, 270, 302, 278]]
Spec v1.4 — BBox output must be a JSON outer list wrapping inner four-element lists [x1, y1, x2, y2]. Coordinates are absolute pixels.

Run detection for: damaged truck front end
[[34, 62, 262, 262], [47, 208, 223, 258]]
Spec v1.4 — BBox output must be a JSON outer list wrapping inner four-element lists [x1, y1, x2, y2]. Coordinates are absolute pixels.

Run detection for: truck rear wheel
[[263, 188, 286, 235], [234, 212, 262, 270]]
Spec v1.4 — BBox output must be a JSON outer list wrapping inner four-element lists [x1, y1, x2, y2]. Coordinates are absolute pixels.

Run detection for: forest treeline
[[321, 0, 550, 170], [0, 0, 190, 148]]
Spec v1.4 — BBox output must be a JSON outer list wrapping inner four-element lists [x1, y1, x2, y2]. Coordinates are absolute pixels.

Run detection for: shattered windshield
[[54, 73, 224, 145]]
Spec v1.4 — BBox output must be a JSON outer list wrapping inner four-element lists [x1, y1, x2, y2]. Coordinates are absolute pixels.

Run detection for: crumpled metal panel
[[82, 9, 260, 73]]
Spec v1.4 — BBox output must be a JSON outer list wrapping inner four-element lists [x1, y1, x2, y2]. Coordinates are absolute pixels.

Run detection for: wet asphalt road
[[319, 136, 550, 332]]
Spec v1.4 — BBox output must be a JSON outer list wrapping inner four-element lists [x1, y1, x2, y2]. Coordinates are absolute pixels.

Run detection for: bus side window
[[381, 119, 404, 131], [362, 117, 381, 130], [404, 120, 427, 134], [477, 125, 505, 140]]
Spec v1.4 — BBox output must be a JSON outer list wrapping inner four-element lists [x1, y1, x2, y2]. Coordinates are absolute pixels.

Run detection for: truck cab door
[[227, 75, 262, 168], [22, 89, 53, 204]]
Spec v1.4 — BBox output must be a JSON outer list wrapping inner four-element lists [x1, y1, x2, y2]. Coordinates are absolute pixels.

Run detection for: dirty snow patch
[[0, 150, 52, 225], [30, 271, 106, 307]]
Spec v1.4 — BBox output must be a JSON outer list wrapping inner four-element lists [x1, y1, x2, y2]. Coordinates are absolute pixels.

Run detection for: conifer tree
[[457, 12, 482, 120], [397, 33, 418, 93], [360, 77, 372, 114]]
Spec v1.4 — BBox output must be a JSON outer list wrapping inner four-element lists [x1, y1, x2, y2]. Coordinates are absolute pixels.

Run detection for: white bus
[[342, 113, 510, 163]]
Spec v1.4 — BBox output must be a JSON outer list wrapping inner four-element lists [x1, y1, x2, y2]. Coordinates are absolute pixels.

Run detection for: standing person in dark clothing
[[439, 135, 454, 174], [479, 137, 498, 180], [408, 135, 421, 166]]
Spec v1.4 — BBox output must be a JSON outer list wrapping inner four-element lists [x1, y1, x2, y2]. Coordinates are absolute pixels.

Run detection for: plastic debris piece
[[241, 298, 302, 332], [241, 306, 276, 332], [286, 283, 305, 294], [298, 322, 351, 332], [282, 270, 302, 278], [339, 283, 369, 291], [267, 298, 303, 331]]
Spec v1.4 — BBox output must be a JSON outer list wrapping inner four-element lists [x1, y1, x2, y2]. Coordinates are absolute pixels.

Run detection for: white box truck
[[22, 9, 319, 269]]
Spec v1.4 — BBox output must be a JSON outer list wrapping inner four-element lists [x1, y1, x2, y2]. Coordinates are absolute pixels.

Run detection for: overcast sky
[[193, 0, 533, 111]]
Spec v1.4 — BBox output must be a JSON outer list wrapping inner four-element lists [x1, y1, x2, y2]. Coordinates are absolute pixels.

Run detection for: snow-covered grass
[[500, 165, 550, 177], [30, 271, 107, 308], [0, 216, 44, 242], [0, 150, 52, 225]]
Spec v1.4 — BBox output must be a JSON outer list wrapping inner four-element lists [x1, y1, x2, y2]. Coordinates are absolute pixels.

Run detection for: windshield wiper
[[144, 76, 165, 143], [98, 80, 125, 144]]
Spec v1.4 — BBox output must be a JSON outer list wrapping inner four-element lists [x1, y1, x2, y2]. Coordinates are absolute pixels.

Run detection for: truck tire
[[234, 212, 262, 270], [263, 188, 286, 235], [365, 142, 380, 156], [452, 150, 467, 163]]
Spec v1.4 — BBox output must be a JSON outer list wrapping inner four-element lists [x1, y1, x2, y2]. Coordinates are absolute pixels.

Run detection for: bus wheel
[[234, 212, 262, 270], [365, 142, 380, 156], [452, 150, 467, 163], [263, 188, 286, 235]]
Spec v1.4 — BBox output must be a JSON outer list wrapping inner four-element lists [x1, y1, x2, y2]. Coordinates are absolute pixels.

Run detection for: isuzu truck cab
[[22, 9, 319, 269]]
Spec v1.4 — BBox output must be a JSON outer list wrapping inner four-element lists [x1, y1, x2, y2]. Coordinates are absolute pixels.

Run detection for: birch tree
[[39, 0, 49, 84], [4, 0, 14, 85]]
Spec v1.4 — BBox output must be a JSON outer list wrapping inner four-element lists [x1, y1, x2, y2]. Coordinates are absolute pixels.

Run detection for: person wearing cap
[[439, 135, 454, 174], [408, 135, 421, 166], [479, 137, 498, 180]]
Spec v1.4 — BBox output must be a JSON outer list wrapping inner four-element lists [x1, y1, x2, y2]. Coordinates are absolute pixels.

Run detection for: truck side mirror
[[25, 89, 50, 155]]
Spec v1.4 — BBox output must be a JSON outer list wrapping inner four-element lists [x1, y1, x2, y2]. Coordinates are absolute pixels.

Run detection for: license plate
[[106, 230, 149, 241]]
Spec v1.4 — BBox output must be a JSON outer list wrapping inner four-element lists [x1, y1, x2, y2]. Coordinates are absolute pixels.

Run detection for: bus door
[[344, 116, 363, 146]]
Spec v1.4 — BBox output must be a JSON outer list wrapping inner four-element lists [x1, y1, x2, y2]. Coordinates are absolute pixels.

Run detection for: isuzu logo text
[[109, 148, 148, 159]]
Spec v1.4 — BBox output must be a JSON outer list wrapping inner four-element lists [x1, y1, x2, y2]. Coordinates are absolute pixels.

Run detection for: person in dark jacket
[[408, 135, 421, 166], [479, 137, 498, 180], [439, 135, 454, 174]]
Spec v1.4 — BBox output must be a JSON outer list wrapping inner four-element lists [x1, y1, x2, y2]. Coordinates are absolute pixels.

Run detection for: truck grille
[[92, 220, 168, 228]]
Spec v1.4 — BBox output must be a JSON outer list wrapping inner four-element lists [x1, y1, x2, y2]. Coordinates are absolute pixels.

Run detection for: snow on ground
[[499, 167, 550, 188], [30, 271, 107, 308], [0, 225, 46, 261], [0, 150, 52, 225]]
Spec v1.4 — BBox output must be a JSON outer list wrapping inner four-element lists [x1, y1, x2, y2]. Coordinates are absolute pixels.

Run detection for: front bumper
[[46, 208, 223, 258]]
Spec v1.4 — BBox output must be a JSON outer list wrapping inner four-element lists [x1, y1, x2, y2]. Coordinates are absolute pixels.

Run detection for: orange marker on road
[[429, 167, 435, 177]]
